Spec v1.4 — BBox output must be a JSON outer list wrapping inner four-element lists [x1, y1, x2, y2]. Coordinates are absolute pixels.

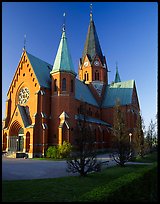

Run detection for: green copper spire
[[50, 15, 76, 75], [114, 63, 121, 83]]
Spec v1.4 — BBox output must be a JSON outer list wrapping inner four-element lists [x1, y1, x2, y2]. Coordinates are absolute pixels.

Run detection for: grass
[[131, 151, 157, 163], [2, 162, 157, 202]]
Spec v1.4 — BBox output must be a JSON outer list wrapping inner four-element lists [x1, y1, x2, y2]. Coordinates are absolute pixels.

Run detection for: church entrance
[[9, 121, 24, 152], [17, 128, 24, 152]]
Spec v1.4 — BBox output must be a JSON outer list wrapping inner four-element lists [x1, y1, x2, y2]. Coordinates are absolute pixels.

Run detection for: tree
[[66, 103, 102, 176], [146, 119, 157, 152], [133, 111, 145, 157], [111, 100, 131, 167]]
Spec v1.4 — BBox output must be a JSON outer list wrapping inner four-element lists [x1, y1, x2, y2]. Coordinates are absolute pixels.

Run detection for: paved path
[[2, 154, 115, 181], [2, 154, 151, 181]]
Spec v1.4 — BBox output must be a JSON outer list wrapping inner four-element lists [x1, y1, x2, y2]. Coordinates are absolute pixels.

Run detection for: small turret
[[114, 63, 121, 83]]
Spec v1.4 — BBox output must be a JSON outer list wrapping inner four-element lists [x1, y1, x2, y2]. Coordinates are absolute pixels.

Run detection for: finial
[[116, 61, 118, 71], [62, 12, 66, 32], [23, 34, 26, 51], [90, 3, 93, 21]]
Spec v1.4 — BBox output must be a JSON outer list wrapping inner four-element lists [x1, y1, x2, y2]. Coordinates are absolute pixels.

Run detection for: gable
[[102, 80, 134, 107], [75, 79, 99, 107], [26, 52, 52, 88]]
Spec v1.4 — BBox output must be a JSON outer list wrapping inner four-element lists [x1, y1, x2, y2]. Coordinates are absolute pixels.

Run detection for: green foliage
[[57, 141, 72, 159], [2, 163, 157, 202], [77, 164, 157, 202], [133, 111, 145, 157], [46, 146, 58, 159], [46, 141, 72, 159]]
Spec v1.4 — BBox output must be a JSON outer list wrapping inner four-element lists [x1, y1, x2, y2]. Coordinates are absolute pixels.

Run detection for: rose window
[[18, 87, 30, 105]]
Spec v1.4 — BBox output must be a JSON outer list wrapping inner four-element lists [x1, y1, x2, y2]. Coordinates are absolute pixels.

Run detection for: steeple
[[81, 5, 104, 65], [114, 63, 121, 83], [50, 15, 76, 76]]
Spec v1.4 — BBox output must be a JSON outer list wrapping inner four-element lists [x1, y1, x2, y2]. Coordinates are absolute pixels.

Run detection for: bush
[[76, 164, 157, 202], [46, 141, 72, 159], [46, 146, 58, 159], [57, 141, 72, 159]]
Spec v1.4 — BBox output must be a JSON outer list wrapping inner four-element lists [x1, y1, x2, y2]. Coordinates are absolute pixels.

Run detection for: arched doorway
[[9, 121, 24, 152], [17, 128, 24, 152]]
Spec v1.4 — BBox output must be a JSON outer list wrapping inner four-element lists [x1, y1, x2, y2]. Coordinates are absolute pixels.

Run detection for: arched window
[[62, 78, 66, 91], [95, 70, 99, 80], [54, 79, 57, 92], [84, 72, 89, 81], [71, 79, 74, 92]]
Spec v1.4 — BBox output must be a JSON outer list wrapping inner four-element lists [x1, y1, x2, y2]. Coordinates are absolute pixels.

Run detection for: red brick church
[[2, 10, 140, 158]]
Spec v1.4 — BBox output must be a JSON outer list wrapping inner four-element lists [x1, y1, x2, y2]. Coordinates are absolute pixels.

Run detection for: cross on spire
[[62, 12, 66, 32], [23, 34, 26, 51], [90, 3, 93, 21]]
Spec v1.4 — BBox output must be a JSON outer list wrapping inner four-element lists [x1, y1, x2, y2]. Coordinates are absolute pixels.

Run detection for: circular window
[[18, 87, 30, 105]]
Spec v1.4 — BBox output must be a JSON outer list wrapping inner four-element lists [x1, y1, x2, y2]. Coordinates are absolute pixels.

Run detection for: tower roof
[[82, 15, 104, 64], [114, 66, 121, 83], [50, 28, 76, 75]]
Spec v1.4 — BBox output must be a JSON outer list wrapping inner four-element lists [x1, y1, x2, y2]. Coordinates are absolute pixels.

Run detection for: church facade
[[2, 12, 140, 158]]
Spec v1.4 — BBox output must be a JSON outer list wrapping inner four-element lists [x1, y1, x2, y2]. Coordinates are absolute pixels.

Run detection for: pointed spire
[[82, 4, 104, 64], [114, 62, 121, 83], [50, 13, 76, 75]]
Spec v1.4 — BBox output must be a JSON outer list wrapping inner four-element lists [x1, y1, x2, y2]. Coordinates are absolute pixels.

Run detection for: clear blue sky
[[2, 2, 158, 130]]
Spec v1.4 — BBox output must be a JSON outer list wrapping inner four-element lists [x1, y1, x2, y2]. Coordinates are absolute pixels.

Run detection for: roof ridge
[[26, 51, 52, 67]]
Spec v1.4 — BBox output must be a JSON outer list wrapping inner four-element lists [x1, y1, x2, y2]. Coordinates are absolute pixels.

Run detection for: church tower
[[78, 5, 108, 103], [50, 20, 76, 145]]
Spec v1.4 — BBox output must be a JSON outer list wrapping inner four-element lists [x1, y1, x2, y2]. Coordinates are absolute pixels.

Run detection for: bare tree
[[111, 100, 131, 167], [66, 104, 102, 176]]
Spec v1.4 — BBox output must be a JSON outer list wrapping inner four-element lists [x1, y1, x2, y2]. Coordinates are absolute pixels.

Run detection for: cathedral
[[2, 10, 140, 158]]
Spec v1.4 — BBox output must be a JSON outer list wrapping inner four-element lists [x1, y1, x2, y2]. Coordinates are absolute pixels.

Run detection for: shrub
[[46, 141, 72, 159], [57, 141, 72, 159], [46, 146, 58, 159], [76, 164, 157, 202]]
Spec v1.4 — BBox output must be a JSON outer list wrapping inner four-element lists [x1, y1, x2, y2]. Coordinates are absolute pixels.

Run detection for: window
[[71, 79, 74, 92], [95, 70, 99, 80], [84, 72, 89, 81], [62, 78, 66, 91], [54, 79, 57, 92]]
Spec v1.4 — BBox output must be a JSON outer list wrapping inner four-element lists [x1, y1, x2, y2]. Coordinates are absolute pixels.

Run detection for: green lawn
[[133, 151, 158, 163], [2, 161, 157, 202]]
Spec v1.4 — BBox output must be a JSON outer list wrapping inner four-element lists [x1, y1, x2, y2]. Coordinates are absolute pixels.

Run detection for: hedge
[[76, 164, 157, 202]]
